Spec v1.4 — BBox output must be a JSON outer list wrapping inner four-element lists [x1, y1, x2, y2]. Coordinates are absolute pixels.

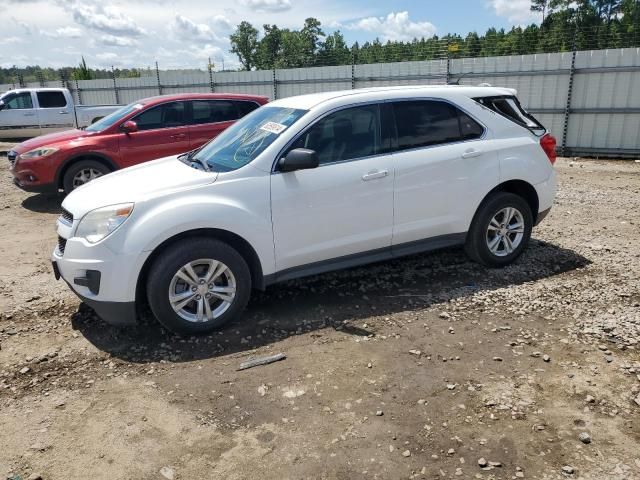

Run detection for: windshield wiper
[[188, 153, 211, 172]]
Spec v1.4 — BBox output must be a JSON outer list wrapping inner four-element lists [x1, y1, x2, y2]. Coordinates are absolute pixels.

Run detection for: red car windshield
[[85, 102, 145, 133]]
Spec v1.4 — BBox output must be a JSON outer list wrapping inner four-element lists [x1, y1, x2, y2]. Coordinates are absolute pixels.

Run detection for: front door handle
[[362, 169, 389, 181], [170, 133, 187, 140], [59, 111, 70, 114], [23, 113, 36, 117], [462, 149, 482, 159]]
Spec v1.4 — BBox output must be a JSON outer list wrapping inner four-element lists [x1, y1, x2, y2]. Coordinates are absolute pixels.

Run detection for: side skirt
[[264, 232, 467, 286]]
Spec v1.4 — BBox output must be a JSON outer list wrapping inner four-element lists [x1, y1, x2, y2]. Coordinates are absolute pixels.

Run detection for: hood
[[62, 155, 218, 218], [14, 129, 93, 153]]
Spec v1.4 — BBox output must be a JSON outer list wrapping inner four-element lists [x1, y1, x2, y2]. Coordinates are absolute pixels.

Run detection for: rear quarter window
[[475, 96, 544, 134]]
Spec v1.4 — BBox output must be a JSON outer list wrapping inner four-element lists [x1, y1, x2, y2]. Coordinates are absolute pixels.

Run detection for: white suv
[[52, 85, 557, 334]]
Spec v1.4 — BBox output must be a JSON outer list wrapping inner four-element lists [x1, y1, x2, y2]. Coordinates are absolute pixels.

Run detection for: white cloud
[[47, 26, 83, 38], [99, 34, 138, 47], [0, 36, 24, 45], [241, 0, 292, 13], [348, 11, 436, 42], [488, 0, 542, 24], [71, 3, 145, 36], [172, 14, 223, 43]]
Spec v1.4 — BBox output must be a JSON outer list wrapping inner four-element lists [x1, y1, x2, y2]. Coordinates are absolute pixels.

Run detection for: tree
[[255, 24, 282, 70], [531, 0, 554, 21], [318, 31, 351, 65], [300, 17, 324, 64], [230, 21, 259, 70], [74, 56, 92, 80]]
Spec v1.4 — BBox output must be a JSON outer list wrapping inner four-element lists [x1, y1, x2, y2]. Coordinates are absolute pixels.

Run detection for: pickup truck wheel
[[146, 238, 252, 335], [62, 160, 111, 193], [465, 192, 533, 267]]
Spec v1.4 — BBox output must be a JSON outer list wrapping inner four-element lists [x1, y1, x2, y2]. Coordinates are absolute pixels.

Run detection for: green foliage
[[230, 21, 259, 70], [73, 56, 92, 80], [228, 1, 640, 70]]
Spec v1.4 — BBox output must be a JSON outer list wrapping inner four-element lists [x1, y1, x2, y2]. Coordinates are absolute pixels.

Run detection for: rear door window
[[392, 100, 484, 151], [37, 91, 67, 108], [191, 100, 239, 125], [134, 102, 186, 130]]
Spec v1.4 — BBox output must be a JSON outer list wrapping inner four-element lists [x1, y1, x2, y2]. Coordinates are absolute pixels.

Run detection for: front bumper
[[51, 232, 149, 326], [9, 151, 59, 194]]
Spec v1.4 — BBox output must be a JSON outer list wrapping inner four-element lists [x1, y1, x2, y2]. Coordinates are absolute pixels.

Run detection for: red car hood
[[13, 129, 95, 153]]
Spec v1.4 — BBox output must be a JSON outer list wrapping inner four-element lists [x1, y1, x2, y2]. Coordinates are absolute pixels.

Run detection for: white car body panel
[[52, 85, 557, 325]]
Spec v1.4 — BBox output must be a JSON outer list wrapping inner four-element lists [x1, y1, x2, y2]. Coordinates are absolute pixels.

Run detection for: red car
[[8, 93, 269, 194]]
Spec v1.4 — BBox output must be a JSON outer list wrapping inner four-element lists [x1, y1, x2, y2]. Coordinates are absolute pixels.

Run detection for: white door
[[35, 90, 75, 134], [390, 100, 499, 247], [0, 91, 40, 138], [271, 104, 394, 274]]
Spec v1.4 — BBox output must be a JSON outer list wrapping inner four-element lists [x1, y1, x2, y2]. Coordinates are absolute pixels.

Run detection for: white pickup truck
[[0, 87, 121, 139]]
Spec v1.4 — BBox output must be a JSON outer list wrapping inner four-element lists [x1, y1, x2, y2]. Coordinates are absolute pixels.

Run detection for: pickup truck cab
[[53, 85, 557, 335], [9, 92, 268, 193], [0, 88, 119, 139]]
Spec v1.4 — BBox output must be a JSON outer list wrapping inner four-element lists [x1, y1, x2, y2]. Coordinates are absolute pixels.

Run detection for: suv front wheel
[[146, 238, 252, 334], [465, 192, 533, 267]]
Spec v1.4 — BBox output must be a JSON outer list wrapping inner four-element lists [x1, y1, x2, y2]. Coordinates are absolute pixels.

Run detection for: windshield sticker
[[260, 122, 287, 135]]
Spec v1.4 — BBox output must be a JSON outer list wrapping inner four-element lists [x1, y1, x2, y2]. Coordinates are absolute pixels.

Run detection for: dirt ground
[[0, 141, 639, 480]]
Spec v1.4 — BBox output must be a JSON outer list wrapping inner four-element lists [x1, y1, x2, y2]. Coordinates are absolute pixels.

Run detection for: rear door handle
[[23, 113, 36, 117], [462, 149, 482, 159], [171, 133, 187, 140], [59, 111, 70, 114], [362, 169, 389, 181]]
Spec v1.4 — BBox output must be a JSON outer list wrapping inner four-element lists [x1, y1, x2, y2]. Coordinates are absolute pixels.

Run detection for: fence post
[[445, 39, 451, 85], [155, 61, 162, 95], [561, 34, 578, 157], [208, 58, 215, 92], [74, 77, 82, 105], [351, 56, 356, 90], [272, 68, 277, 100], [111, 66, 120, 104]]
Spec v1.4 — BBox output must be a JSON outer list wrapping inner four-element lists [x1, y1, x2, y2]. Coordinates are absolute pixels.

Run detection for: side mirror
[[120, 120, 138, 133], [0, 100, 5, 111], [278, 148, 319, 172]]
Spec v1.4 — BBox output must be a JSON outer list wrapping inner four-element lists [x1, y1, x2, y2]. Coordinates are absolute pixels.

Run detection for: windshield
[[193, 106, 307, 172], [85, 102, 145, 132]]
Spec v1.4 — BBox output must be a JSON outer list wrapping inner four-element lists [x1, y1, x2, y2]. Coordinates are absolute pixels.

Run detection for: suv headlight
[[21, 146, 59, 159], [75, 203, 134, 244]]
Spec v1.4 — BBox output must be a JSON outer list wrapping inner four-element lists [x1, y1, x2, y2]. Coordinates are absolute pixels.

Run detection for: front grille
[[7, 151, 17, 166], [60, 207, 73, 224], [57, 236, 67, 255]]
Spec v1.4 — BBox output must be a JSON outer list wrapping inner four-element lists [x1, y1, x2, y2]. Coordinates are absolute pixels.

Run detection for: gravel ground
[[0, 142, 639, 480]]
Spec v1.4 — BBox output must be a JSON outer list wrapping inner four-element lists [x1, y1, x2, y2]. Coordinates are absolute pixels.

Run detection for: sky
[[0, 0, 542, 70]]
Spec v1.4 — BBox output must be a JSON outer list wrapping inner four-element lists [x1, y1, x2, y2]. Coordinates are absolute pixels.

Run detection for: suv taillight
[[540, 133, 557, 165]]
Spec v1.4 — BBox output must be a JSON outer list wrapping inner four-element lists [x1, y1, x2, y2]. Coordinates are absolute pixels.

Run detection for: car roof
[[269, 85, 517, 110], [138, 93, 269, 106]]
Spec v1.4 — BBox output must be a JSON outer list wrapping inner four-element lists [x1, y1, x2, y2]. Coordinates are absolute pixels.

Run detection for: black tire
[[465, 192, 533, 267], [62, 159, 111, 194], [146, 238, 251, 335]]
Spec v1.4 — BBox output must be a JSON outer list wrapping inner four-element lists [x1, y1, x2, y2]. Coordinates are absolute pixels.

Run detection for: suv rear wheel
[[62, 159, 111, 193], [465, 192, 533, 267], [146, 238, 251, 335]]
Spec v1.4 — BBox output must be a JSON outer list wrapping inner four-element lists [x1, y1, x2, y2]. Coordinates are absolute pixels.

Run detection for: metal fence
[[2, 47, 640, 158]]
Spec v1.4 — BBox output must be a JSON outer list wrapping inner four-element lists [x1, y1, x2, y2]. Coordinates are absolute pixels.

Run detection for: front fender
[[120, 176, 275, 276]]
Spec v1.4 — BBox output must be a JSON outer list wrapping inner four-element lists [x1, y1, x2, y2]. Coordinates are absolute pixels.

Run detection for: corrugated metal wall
[[2, 47, 639, 157]]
